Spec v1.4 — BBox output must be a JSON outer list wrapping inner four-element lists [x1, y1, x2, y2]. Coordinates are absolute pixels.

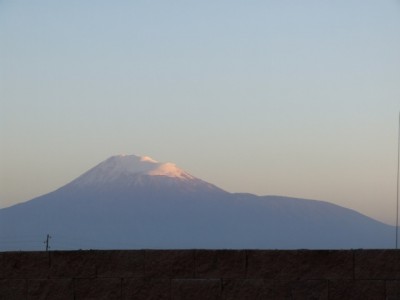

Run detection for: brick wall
[[0, 250, 399, 300]]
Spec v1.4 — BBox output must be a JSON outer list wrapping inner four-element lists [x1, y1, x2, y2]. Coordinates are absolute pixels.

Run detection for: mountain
[[0, 154, 394, 250]]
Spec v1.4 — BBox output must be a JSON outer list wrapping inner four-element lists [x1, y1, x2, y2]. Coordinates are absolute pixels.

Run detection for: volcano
[[0, 154, 394, 250]]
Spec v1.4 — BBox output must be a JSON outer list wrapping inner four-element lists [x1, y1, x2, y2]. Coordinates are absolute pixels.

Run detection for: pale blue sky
[[1, 1, 399, 224]]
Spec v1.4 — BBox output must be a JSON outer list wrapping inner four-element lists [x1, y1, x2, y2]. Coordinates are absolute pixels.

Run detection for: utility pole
[[44, 234, 51, 251], [396, 112, 400, 249]]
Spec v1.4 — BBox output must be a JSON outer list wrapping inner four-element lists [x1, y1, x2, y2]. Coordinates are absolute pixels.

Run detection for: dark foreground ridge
[[1, 249, 400, 299]]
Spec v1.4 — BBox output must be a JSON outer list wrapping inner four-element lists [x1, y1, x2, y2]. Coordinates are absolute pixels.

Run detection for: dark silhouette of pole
[[397, 112, 400, 249], [44, 234, 51, 251]]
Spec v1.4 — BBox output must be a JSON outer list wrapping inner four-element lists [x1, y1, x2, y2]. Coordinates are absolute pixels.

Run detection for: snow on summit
[[70, 154, 194, 186]]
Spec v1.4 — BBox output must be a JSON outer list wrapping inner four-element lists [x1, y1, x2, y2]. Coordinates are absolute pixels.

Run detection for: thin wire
[[396, 111, 400, 249]]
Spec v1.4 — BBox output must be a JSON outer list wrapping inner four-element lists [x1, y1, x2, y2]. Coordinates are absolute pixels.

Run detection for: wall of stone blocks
[[0, 249, 399, 300]]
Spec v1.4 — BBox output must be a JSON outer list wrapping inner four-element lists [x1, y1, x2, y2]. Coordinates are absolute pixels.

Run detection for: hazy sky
[[1, 1, 399, 224]]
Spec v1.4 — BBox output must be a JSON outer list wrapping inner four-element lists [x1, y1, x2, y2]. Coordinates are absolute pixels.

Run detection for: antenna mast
[[44, 234, 51, 251]]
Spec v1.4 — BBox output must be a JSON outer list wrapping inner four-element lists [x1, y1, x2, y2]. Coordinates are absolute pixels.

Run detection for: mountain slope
[[0, 155, 394, 250]]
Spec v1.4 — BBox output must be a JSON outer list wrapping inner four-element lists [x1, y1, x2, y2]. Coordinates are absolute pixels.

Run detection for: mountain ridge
[[0, 154, 394, 250]]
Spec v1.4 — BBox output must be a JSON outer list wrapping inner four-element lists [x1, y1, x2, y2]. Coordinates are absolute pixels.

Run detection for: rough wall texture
[[0, 250, 399, 300]]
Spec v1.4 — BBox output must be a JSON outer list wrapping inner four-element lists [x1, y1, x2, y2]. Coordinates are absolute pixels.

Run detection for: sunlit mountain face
[[0, 154, 394, 251]]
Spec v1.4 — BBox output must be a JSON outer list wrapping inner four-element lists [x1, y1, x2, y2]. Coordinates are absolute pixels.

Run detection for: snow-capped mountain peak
[[70, 154, 194, 187], [0, 153, 394, 251], [140, 155, 158, 163]]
